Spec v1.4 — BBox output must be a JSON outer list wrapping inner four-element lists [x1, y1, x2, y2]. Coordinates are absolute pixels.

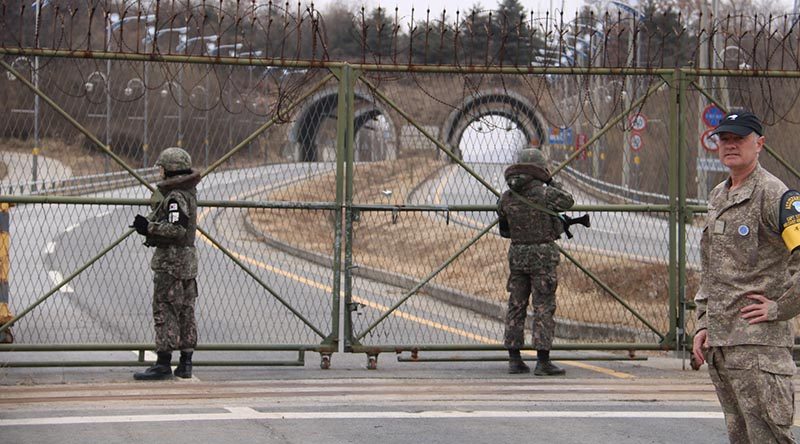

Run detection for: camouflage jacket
[[695, 163, 800, 347], [146, 170, 201, 280], [498, 177, 574, 244], [498, 176, 574, 271]]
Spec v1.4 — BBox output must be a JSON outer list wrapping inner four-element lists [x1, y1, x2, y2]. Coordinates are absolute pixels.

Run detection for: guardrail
[[561, 164, 708, 207], [2, 167, 160, 196]]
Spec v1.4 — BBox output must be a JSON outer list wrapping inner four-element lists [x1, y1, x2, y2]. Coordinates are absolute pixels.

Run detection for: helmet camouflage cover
[[516, 148, 548, 169], [156, 147, 192, 172]]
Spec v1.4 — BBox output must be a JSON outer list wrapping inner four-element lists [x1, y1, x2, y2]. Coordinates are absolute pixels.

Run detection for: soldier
[[497, 148, 574, 375], [131, 147, 201, 381], [692, 110, 800, 443]]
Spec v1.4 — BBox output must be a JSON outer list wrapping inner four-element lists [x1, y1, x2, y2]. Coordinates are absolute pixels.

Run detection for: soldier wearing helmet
[[130, 147, 201, 380], [497, 147, 574, 376]]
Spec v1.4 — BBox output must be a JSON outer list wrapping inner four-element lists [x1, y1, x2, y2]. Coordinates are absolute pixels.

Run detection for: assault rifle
[[559, 213, 591, 239]]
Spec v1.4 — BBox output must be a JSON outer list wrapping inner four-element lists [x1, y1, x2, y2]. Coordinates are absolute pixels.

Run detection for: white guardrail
[[561, 164, 708, 207], [3, 167, 161, 196]]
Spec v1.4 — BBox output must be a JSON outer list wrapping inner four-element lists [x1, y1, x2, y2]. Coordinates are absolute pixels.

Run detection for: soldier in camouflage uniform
[[131, 147, 201, 381], [497, 148, 574, 375], [692, 111, 799, 443]]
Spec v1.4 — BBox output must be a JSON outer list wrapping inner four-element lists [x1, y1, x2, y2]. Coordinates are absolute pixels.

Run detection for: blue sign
[[548, 127, 574, 145], [703, 104, 724, 128]]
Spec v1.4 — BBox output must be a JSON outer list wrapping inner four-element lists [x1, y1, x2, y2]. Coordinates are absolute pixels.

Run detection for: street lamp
[[609, 1, 645, 190], [124, 78, 150, 167], [190, 85, 210, 167], [6, 56, 39, 185], [140, 27, 188, 148], [85, 70, 110, 172], [31, 0, 50, 189]]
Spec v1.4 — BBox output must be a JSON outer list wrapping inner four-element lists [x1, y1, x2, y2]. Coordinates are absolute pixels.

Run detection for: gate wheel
[[320, 353, 331, 370], [366, 354, 378, 370]]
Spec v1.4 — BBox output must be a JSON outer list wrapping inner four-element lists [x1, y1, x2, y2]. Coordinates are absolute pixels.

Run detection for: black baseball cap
[[710, 110, 763, 137]]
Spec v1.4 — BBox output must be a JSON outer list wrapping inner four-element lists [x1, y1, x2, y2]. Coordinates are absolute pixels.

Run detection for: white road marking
[[0, 408, 725, 426], [47, 271, 74, 293], [94, 210, 112, 218], [44, 242, 56, 255], [64, 223, 80, 232]]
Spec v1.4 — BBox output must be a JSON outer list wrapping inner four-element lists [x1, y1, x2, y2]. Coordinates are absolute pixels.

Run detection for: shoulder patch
[[779, 190, 800, 252]]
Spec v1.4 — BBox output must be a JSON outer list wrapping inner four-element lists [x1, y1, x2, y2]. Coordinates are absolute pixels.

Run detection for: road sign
[[702, 104, 724, 128], [575, 133, 589, 159], [629, 133, 644, 152], [701, 128, 719, 152], [548, 127, 574, 145], [629, 113, 647, 131]]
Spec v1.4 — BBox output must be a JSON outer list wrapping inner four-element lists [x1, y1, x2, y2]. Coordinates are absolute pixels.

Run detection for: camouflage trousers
[[503, 265, 557, 350], [152, 272, 198, 353], [707, 346, 796, 444]]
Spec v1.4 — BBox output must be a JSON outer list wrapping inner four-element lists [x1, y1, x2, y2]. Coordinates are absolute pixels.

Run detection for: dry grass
[[249, 154, 686, 332], [0, 160, 6, 180]]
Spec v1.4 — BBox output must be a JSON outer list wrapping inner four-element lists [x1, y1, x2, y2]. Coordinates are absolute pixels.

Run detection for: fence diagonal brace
[[357, 75, 501, 198], [195, 226, 327, 339], [202, 73, 336, 178], [356, 219, 498, 341], [557, 245, 665, 339], [551, 79, 667, 176], [0, 229, 136, 335], [0, 59, 155, 193]]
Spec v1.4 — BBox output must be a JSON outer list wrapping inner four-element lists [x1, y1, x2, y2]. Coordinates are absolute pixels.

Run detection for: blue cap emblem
[[793, 201, 800, 213], [738, 225, 750, 236]]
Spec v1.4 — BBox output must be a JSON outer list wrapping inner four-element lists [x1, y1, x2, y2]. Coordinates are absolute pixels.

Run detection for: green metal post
[[342, 65, 358, 350], [329, 66, 345, 352], [676, 69, 690, 353], [665, 69, 687, 350]]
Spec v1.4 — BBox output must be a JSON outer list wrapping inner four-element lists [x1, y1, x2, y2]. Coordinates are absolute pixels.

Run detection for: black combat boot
[[534, 349, 565, 376], [508, 349, 531, 374], [173, 351, 193, 379], [133, 351, 173, 380]]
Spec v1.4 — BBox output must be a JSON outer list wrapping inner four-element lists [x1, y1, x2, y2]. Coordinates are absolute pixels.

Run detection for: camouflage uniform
[[497, 152, 574, 352], [146, 168, 200, 353], [131, 147, 201, 381], [695, 163, 799, 443]]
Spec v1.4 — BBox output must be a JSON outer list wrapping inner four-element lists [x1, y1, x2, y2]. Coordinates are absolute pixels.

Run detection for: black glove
[[131, 214, 149, 235]]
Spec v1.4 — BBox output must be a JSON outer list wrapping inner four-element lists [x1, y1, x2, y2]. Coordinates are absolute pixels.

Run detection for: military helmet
[[156, 147, 192, 172], [516, 148, 548, 169]]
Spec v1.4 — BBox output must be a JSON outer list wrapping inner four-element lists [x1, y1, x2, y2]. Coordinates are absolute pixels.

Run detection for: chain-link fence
[[3, 2, 800, 368]]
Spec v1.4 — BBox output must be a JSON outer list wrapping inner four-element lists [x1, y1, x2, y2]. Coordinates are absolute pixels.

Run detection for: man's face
[[715, 131, 764, 172]]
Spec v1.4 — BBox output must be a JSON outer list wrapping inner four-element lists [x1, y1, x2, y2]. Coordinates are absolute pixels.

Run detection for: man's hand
[[131, 214, 149, 235], [691, 329, 708, 369], [740, 294, 777, 324]]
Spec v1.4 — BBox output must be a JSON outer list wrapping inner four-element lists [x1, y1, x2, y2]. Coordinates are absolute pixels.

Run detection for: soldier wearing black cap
[[692, 110, 800, 443]]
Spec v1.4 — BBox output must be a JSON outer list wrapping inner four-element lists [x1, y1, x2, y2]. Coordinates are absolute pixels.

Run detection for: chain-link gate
[[3, 3, 800, 370]]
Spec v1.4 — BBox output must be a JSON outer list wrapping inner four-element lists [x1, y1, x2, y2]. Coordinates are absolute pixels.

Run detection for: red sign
[[629, 113, 648, 131], [575, 133, 589, 159]]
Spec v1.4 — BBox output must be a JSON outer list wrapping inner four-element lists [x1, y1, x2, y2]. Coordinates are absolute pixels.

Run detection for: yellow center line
[[195, 170, 634, 379]]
